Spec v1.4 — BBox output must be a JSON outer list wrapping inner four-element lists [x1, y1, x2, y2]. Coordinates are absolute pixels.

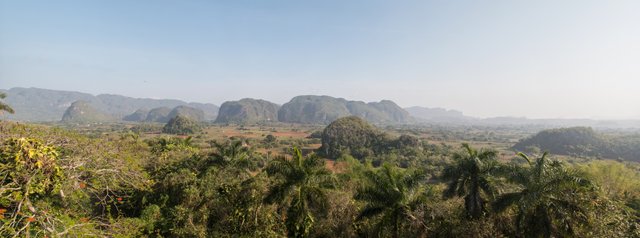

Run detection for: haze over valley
[[1, 1, 639, 237], [3, 87, 639, 129]]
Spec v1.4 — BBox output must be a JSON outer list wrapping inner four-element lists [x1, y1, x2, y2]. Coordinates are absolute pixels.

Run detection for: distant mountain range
[[0, 88, 412, 124], [405, 106, 640, 128], [404, 106, 469, 123], [0, 87, 219, 122], [1, 87, 639, 128]]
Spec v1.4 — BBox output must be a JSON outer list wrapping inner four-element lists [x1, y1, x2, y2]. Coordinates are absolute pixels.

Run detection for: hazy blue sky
[[1, 0, 639, 119]]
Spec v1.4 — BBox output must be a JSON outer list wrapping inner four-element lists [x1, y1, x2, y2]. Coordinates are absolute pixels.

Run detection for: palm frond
[[478, 176, 495, 198], [357, 206, 386, 220], [493, 192, 524, 213], [263, 180, 295, 204], [443, 179, 459, 198]]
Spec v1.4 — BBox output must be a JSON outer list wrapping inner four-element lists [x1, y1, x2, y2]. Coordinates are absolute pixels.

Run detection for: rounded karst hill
[[167, 105, 205, 122], [513, 127, 614, 157], [278, 95, 351, 124], [319, 116, 388, 160], [61, 100, 112, 123], [344, 100, 410, 123], [277, 95, 412, 124], [162, 114, 202, 134], [215, 98, 280, 124], [367, 100, 411, 123]]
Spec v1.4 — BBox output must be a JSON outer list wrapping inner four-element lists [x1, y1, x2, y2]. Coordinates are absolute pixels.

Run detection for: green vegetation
[[494, 152, 594, 237], [0, 122, 151, 236], [264, 148, 334, 237], [0, 138, 64, 234], [442, 144, 498, 219], [319, 116, 387, 160], [354, 164, 429, 237], [0, 118, 638, 237], [319, 116, 424, 163], [162, 115, 202, 134]]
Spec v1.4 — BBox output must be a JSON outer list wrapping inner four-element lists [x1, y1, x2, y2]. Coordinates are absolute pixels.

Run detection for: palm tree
[[0, 92, 14, 114], [263, 148, 334, 238], [354, 164, 430, 238], [441, 143, 499, 219], [493, 152, 593, 238], [206, 140, 254, 171]]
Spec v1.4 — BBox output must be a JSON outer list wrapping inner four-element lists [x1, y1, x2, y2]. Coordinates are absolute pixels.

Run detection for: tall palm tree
[[493, 152, 593, 238], [354, 164, 429, 238], [441, 143, 499, 219], [263, 148, 334, 238], [0, 92, 14, 114]]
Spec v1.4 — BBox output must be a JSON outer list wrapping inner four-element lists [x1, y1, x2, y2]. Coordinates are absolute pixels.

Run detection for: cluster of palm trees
[[376, 144, 594, 237], [261, 143, 595, 237]]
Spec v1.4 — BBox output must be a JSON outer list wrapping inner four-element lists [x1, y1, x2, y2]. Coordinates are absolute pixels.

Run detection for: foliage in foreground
[[0, 121, 638, 237], [494, 152, 594, 237], [355, 164, 430, 237], [441, 143, 499, 219], [264, 148, 334, 237]]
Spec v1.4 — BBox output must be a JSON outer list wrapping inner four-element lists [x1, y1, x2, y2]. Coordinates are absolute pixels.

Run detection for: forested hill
[[514, 127, 640, 162], [0, 87, 219, 121]]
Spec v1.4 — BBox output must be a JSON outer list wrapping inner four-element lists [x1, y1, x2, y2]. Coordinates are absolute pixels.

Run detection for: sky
[[1, 0, 639, 119]]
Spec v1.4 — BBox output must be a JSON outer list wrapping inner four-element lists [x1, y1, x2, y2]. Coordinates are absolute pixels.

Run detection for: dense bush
[[0, 122, 152, 236]]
